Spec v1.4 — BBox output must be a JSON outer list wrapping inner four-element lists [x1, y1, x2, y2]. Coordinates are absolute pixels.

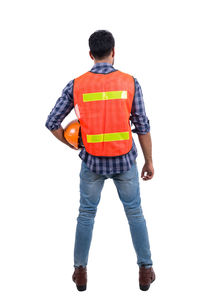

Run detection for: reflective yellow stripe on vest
[[83, 91, 127, 102], [87, 132, 129, 143]]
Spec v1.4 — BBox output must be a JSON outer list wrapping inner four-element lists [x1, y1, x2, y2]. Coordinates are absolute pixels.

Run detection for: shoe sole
[[77, 285, 87, 291]]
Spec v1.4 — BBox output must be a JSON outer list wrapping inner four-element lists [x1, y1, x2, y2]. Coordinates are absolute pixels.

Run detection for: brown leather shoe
[[139, 266, 155, 291], [72, 266, 87, 291]]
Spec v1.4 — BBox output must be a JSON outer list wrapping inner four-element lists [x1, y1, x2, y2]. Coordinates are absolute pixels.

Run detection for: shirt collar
[[90, 62, 115, 72]]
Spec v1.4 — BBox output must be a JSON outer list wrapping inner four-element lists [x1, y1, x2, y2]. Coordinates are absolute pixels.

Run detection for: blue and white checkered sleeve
[[130, 78, 150, 135], [45, 79, 74, 131]]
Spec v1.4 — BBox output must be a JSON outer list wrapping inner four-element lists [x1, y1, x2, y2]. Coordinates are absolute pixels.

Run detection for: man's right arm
[[45, 79, 75, 149]]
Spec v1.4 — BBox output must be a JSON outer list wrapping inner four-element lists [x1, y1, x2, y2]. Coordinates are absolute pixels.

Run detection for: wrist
[[145, 158, 153, 164]]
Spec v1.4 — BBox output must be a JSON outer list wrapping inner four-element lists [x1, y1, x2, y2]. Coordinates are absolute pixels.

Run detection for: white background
[[0, 0, 200, 299]]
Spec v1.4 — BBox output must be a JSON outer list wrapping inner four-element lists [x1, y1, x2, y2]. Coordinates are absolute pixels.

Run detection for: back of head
[[89, 30, 115, 60]]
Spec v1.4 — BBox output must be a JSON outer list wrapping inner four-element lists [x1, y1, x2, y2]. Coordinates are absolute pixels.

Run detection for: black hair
[[89, 30, 115, 59]]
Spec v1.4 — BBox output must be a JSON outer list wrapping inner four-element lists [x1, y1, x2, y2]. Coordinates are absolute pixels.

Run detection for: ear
[[112, 48, 115, 57], [89, 51, 94, 60]]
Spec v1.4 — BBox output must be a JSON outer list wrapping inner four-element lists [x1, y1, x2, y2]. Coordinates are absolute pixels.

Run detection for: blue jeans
[[74, 160, 153, 268]]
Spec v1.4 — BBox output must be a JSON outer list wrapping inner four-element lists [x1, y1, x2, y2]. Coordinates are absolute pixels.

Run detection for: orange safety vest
[[73, 70, 135, 157]]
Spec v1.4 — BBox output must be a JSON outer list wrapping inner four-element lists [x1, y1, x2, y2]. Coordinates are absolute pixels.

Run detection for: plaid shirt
[[45, 63, 150, 175]]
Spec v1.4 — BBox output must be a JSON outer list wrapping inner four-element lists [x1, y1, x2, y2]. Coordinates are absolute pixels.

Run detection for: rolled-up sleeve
[[130, 78, 150, 135], [45, 79, 74, 131]]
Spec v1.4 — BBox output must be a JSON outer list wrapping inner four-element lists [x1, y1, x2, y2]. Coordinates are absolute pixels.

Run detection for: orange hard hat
[[64, 119, 83, 149]]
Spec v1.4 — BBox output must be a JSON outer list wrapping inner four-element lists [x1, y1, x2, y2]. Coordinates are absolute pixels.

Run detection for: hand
[[141, 161, 154, 181], [50, 127, 78, 150]]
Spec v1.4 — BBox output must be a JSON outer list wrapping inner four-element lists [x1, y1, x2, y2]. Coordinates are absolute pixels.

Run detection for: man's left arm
[[130, 78, 154, 180]]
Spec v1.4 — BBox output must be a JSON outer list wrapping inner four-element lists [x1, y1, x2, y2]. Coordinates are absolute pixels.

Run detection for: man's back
[[73, 69, 135, 157]]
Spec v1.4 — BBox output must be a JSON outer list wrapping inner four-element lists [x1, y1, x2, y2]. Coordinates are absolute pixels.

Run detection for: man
[[45, 30, 155, 292]]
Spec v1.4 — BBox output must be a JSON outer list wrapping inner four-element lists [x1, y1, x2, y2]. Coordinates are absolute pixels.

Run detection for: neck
[[94, 59, 113, 65]]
